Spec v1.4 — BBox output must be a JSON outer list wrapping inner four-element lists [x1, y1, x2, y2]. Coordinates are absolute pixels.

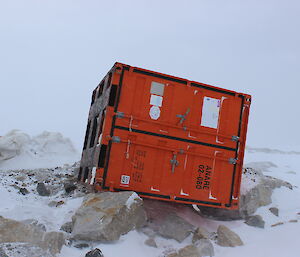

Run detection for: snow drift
[[0, 130, 79, 170]]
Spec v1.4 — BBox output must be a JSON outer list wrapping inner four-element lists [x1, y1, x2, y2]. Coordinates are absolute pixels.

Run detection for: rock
[[289, 219, 298, 223], [217, 225, 243, 247], [40, 231, 65, 256], [64, 182, 77, 194], [60, 222, 73, 233], [245, 215, 265, 228], [74, 243, 89, 249], [21, 219, 46, 232], [0, 217, 65, 255], [144, 237, 157, 248], [0, 216, 44, 244], [0, 243, 53, 257], [178, 245, 199, 257], [36, 182, 50, 196], [71, 191, 147, 242], [176, 240, 214, 257], [269, 207, 279, 216], [157, 213, 194, 242], [166, 253, 178, 257], [0, 247, 9, 257], [85, 248, 104, 257], [48, 200, 64, 207], [194, 239, 214, 257], [19, 187, 29, 195], [271, 222, 284, 227], [192, 227, 210, 243], [15, 175, 26, 181]]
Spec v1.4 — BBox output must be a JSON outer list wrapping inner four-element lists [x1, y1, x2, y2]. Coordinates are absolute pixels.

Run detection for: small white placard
[[149, 105, 161, 120], [150, 94, 163, 107], [200, 97, 221, 129], [121, 175, 130, 185]]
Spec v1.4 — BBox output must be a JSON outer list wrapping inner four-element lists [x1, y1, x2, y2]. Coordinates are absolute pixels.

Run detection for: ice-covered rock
[[0, 130, 30, 161], [0, 130, 79, 170], [71, 191, 147, 242]]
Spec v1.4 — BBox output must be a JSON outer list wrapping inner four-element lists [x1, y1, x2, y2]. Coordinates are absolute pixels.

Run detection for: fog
[[0, 0, 299, 150]]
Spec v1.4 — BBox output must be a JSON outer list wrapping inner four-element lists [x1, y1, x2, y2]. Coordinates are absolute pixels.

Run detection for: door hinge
[[231, 135, 239, 142]]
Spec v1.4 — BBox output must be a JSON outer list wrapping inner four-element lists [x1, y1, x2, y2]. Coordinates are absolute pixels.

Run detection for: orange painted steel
[[79, 62, 251, 209]]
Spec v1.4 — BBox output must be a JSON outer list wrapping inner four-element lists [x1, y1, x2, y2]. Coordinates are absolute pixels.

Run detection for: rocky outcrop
[[0, 216, 65, 256], [71, 191, 147, 242], [197, 167, 293, 220], [216, 225, 243, 247]]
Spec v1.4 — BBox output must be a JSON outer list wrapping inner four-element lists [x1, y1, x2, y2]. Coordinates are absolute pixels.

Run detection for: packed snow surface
[[0, 130, 79, 170]]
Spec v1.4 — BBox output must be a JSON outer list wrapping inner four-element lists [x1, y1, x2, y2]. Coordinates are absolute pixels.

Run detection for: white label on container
[[150, 94, 163, 107], [149, 105, 161, 120], [121, 175, 130, 185], [200, 97, 221, 129]]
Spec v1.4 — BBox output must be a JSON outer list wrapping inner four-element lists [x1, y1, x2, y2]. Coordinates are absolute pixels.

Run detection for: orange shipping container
[[78, 63, 251, 210]]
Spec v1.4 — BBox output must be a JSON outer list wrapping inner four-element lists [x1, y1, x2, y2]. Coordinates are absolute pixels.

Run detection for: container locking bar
[[170, 153, 179, 173]]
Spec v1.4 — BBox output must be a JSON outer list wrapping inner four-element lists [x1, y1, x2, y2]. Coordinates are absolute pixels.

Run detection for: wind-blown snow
[[0, 130, 79, 170]]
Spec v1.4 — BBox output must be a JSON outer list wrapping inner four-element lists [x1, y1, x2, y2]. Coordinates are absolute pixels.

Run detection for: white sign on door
[[200, 97, 221, 129]]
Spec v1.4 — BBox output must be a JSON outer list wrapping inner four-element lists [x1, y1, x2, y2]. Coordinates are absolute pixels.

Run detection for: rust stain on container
[[78, 62, 251, 210]]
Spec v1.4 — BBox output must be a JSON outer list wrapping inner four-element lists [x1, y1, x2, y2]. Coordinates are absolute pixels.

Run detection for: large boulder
[[0, 216, 65, 255], [0, 216, 44, 244], [216, 225, 243, 247], [142, 199, 195, 242], [157, 213, 194, 242], [71, 191, 147, 242]]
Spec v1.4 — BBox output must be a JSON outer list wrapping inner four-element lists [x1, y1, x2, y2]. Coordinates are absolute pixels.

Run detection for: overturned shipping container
[[78, 63, 251, 210]]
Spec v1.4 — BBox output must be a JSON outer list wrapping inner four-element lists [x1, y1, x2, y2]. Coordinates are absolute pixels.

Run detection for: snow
[[0, 130, 79, 170], [0, 140, 299, 257], [126, 192, 142, 209]]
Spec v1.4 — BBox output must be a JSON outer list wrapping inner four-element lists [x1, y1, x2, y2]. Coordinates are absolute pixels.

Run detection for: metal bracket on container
[[229, 158, 237, 165], [231, 135, 239, 142], [176, 108, 190, 124], [116, 111, 124, 118], [112, 136, 121, 143]]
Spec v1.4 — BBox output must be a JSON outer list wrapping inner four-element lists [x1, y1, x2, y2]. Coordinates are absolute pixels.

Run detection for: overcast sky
[[0, 0, 299, 151]]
